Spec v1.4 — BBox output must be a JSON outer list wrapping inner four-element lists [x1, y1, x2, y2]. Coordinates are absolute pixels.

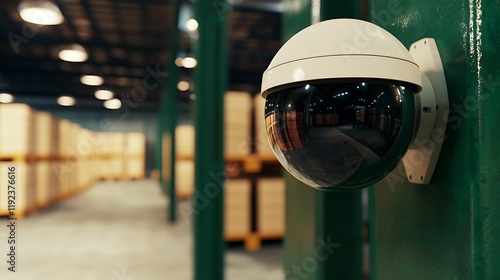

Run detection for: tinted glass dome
[[264, 80, 415, 190]]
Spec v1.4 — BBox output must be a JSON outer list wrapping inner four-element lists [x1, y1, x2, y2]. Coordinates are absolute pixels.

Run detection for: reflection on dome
[[264, 81, 414, 190]]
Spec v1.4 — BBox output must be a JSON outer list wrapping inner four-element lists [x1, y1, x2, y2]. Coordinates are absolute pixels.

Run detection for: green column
[[282, 1, 364, 280], [369, 0, 500, 279], [166, 0, 181, 223], [158, 0, 180, 222], [193, 0, 227, 279]]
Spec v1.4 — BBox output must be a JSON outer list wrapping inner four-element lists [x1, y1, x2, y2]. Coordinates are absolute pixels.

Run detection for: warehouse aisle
[[0, 181, 283, 280]]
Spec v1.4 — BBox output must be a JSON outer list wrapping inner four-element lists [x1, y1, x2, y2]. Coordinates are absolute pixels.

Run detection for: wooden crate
[[125, 133, 146, 156], [0, 162, 37, 218], [256, 178, 285, 236], [176, 160, 194, 198], [224, 179, 251, 237], [0, 104, 35, 158], [175, 125, 195, 159], [224, 92, 252, 157]]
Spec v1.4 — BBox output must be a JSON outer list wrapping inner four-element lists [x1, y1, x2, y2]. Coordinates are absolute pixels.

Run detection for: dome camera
[[261, 19, 449, 190]]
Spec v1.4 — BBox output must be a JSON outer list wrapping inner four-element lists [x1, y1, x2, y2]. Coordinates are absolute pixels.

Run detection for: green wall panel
[[369, 0, 500, 279]]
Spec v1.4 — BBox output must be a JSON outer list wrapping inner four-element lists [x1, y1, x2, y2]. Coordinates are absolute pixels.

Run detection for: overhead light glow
[[181, 57, 197, 68], [80, 75, 104, 86], [175, 57, 184, 67], [57, 95, 75, 106], [94, 90, 114, 100], [185, 19, 199, 31], [177, 81, 190, 91], [0, 93, 14, 103], [58, 44, 88, 62], [19, 0, 64, 25], [104, 98, 122, 110], [189, 93, 196, 101]]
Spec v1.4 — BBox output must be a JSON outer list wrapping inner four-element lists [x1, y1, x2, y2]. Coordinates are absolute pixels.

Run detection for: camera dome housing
[[261, 19, 425, 190]]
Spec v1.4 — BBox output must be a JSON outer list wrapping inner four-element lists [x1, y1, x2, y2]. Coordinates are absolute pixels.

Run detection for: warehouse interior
[[1, 0, 499, 280]]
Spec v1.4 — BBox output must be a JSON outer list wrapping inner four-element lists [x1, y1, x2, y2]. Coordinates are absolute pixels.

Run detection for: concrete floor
[[0, 180, 283, 280]]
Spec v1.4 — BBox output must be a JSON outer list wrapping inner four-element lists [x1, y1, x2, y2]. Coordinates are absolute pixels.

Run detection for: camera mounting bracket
[[403, 38, 449, 184]]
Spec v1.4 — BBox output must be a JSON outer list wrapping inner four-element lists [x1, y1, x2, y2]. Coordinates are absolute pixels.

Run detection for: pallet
[[176, 190, 194, 200], [0, 205, 38, 219], [0, 155, 34, 162], [102, 176, 124, 182], [225, 154, 279, 174], [225, 231, 284, 251]]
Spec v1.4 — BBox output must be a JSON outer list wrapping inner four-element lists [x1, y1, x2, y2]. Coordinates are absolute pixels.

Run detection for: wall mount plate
[[403, 38, 449, 184]]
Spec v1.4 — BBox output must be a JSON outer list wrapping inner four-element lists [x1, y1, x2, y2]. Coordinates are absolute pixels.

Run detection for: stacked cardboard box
[[0, 103, 149, 218], [256, 178, 285, 236], [224, 179, 252, 237], [175, 125, 195, 198], [124, 132, 146, 180], [0, 104, 37, 217], [35, 112, 57, 207], [224, 92, 252, 158]]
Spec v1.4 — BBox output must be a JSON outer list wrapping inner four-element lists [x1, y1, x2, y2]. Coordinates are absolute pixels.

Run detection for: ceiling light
[[0, 93, 14, 103], [185, 19, 199, 31], [104, 98, 122, 110], [181, 57, 197, 68], [58, 44, 88, 62], [57, 95, 75, 106], [19, 0, 64, 26], [94, 90, 114, 100], [175, 57, 184, 67], [80, 75, 104, 86], [177, 81, 190, 91]]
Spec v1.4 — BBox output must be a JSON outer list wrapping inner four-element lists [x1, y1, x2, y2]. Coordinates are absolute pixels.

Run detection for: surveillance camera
[[261, 19, 448, 190]]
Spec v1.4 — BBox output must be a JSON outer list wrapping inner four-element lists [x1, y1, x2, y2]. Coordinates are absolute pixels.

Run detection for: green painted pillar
[[165, 0, 181, 223], [158, 0, 180, 222], [369, 0, 500, 279], [282, 1, 364, 280], [193, 0, 227, 279]]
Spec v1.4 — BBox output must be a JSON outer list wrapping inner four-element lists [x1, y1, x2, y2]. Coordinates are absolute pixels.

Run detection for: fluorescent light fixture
[[0, 93, 14, 103], [19, 0, 64, 25], [177, 81, 190, 91], [94, 90, 114, 100], [185, 19, 198, 31], [58, 44, 88, 62], [80, 75, 104, 86], [57, 95, 75, 106], [181, 57, 197, 68], [104, 98, 121, 110]]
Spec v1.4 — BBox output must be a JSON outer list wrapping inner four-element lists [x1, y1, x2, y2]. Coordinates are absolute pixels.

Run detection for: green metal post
[[165, 0, 181, 223], [368, 0, 500, 279], [193, 0, 227, 280], [282, 1, 364, 280]]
